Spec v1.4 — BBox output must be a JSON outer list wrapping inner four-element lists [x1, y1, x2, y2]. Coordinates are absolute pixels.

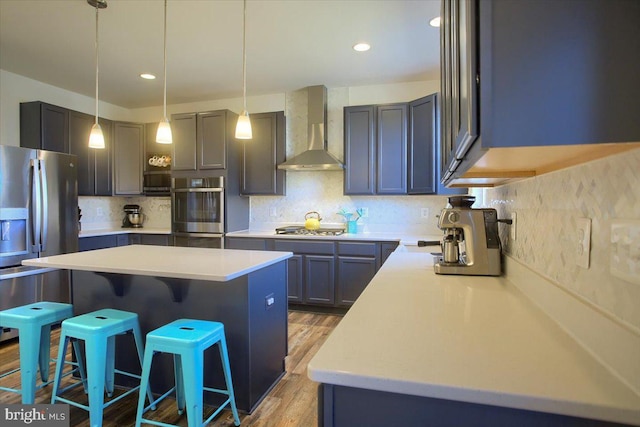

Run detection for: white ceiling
[[0, 0, 441, 109]]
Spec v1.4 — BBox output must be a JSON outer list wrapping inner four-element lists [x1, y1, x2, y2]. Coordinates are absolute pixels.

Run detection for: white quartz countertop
[[307, 252, 640, 425], [23, 245, 292, 282], [225, 229, 442, 246], [79, 227, 171, 238]]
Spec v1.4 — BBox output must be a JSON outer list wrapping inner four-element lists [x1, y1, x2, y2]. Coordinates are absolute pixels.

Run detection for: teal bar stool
[[51, 308, 155, 427], [0, 301, 74, 404], [135, 319, 241, 427]]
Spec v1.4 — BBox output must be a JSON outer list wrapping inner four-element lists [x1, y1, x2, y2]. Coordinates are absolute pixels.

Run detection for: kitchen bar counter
[[23, 245, 291, 281], [308, 251, 640, 426], [24, 245, 292, 413]]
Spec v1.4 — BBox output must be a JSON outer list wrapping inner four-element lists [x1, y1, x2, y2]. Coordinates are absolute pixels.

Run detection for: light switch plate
[[576, 218, 591, 269], [610, 220, 640, 285]]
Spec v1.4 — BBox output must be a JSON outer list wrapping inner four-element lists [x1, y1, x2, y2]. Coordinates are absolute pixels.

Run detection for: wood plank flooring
[[0, 310, 341, 427]]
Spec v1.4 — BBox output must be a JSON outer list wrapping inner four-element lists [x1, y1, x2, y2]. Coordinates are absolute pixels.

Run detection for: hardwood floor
[[0, 310, 341, 426]]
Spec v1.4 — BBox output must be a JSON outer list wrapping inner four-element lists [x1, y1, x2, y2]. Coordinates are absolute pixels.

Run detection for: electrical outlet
[[269, 207, 277, 217], [359, 207, 369, 218], [610, 220, 640, 285], [576, 218, 591, 269], [510, 212, 517, 240], [96, 207, 104, 217], [421, 208, 430, 218]]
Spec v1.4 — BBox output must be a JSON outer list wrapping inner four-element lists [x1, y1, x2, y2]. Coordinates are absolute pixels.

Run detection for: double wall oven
[[171, 177, 224, 248]]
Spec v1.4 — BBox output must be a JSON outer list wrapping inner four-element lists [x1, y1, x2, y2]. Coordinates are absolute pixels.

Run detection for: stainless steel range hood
[[277, 85, 344, 171]]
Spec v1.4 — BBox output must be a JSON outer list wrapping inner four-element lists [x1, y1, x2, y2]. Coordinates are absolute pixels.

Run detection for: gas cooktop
[[275, 226, 345, 236]]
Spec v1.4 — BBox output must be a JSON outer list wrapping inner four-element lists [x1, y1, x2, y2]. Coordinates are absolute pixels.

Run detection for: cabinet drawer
[[337, 242, 377, 257], [226, 237, 267, 250], [274, 240, 335, 255]]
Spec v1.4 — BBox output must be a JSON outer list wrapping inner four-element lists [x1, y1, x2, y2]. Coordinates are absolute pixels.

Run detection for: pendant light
[[156, 0, 172, 144], [235, 0, 252, 140], [88, 0, 107, 149]]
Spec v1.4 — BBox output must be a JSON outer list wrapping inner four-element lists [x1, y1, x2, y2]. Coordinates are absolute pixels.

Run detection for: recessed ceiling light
[[429, 16, 441, 27], [353, 43, 371, 52], [140, 73, 156, 80]]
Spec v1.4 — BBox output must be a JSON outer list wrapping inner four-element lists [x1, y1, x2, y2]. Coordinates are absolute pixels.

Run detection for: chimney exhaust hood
[[277, 85, 344, 171]]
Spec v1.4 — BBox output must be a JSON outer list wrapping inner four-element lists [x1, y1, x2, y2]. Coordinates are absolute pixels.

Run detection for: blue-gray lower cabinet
[[129, 233, 171, 246], [225, 237, 399, 307], [319, 384, 632, 427], [287, 254, 303, 303], [305, 255, 336, 305], [78, 235, 123, 251], [337, 257, 377, 306]]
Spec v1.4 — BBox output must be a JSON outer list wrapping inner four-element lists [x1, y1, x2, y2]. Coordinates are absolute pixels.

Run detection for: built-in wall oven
[[171, 177, 224, 248]]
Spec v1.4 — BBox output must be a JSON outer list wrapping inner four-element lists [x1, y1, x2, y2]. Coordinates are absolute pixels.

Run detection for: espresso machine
[[434, 196, 506, 276], [122, 204, 144, 228]]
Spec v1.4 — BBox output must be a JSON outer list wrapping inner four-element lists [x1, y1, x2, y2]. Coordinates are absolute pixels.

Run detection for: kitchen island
[[308, 251, 640, 426], [23, 245, 292, 413]]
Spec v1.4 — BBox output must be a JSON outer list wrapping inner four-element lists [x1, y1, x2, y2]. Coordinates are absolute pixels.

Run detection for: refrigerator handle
[[30, 158, 42, 252], [39, 159, 49, 251]]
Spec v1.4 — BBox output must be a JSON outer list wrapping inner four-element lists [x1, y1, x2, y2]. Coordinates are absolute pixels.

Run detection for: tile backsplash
[[483, 147, 640, 331], [78, 196, 171, 229]]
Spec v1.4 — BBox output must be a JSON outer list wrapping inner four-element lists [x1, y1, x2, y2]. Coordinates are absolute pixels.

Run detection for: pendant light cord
[[163, 0, 168, 119], [94, 5, 100, 125], [242, 0, 247, 112]]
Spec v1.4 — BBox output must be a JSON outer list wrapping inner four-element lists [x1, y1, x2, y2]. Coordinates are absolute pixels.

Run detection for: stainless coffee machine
[[122, 204, 144, 228], [434, 196, 506, 276]]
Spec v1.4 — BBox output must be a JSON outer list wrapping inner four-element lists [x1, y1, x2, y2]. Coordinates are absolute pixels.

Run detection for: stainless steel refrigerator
[[0, 145, 78, 342]]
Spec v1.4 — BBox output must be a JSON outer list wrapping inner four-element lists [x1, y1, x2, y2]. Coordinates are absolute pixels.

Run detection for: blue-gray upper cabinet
[[344, 103, 408, 195], [113, 122, 144, 195], [69, 111, 113, 196], [441, 0, 640, 186], [21, 102, 112, 196], [408, 95, 437, 194], [171, 113, 197, 171], [20, 102, 69, 153], [344, 106, 376, 194], [171, 110, 238, 172], [241, 111, 286, 196]]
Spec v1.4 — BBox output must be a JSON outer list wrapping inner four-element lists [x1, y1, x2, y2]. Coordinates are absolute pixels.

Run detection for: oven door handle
[[172, 188, 223, 193]]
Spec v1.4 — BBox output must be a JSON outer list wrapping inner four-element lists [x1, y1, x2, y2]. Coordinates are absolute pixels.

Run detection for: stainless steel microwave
[[143, 171, 171, 196]]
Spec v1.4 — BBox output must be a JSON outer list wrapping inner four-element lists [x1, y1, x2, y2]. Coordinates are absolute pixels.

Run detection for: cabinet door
[[20, 102, 69, 153], [241, 112, 286, 195], [408, 95, 437, 194], [376, 104, 407, 194], [95, 118, 113, 196], [287, 254, 304, 303], [139, 234, 171, 246], [78, 235, 118, 252], [113, 122, 144, 195], [40, 103, 69, 153], [380, 242, 399, 266], [304, 255, 335, 305], [171, 113, 197, 171], [198, 111, 227, 169], [450, 0, 479, 161], [68, 110, 95, 196], [337, 256, 377, 306], [344, 106, 376, 195]]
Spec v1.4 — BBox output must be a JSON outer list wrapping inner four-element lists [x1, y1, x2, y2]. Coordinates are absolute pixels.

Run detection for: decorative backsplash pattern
[[484, 148, 640, 331], [78, 196, 171, 229]]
